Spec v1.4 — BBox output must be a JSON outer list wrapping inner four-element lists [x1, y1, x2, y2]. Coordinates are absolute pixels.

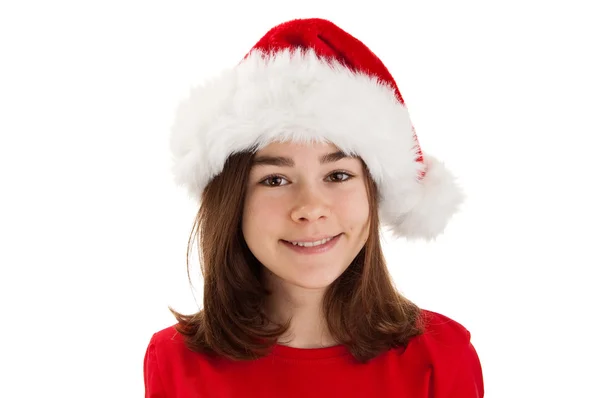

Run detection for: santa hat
[[170, 18, 464, 240]]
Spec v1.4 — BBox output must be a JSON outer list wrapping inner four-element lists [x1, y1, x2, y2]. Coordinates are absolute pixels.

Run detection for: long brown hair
[[169, 149, 427, 363]]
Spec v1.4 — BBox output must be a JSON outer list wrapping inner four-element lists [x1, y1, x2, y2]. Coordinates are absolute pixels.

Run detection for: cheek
[[242, 191, 286, 238], [334, 188, 370, 228]]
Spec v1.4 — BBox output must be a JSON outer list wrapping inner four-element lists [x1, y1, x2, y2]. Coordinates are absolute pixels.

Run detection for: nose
[[290, 184, 331, 223]]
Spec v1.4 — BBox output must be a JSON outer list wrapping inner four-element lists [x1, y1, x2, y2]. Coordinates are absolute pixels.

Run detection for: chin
[[289, 279, 335, 290], [284, 266, 346, 290]]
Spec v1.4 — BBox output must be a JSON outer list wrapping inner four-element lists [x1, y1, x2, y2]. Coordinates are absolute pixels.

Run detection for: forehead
[[254, 140, 341, 156]]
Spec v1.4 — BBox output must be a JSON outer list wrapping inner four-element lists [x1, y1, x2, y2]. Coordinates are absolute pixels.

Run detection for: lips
[[283, 234, 341, 244], [281, 233, 342, 255]]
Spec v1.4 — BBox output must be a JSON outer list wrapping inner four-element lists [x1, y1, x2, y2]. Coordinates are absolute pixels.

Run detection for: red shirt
[[144, 310, 484, 397]]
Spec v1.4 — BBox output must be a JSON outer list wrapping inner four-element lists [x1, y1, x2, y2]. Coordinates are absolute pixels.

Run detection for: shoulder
[[407, 309, 476, 363], [149, 323, 184, 345], [145, 323, 193, 364], [419, 309, 473, 345], [144, 323, 213, 382], [148, 322, 189, 349], [406, 309, 484, 396]]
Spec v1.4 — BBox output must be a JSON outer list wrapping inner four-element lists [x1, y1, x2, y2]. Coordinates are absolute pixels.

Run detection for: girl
[[144, 18, 484, 397]]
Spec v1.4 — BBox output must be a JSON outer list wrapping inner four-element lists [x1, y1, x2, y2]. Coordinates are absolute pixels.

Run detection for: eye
[[260, 175, 289, 187], [326, 171, 353, 182]]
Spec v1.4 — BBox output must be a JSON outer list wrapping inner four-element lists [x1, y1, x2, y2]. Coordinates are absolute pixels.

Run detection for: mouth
[[281, 233, 342, 255]]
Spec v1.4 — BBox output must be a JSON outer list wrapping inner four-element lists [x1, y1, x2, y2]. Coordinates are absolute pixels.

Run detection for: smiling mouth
[[281, 234, 342, 253], [287, 236, 335, 247]]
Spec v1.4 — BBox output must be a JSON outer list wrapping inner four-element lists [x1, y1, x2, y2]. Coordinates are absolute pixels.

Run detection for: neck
[[262, 270, 338, 349]]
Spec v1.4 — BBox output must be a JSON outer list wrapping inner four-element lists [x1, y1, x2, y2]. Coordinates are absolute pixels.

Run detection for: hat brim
[[170, 49, 463, 240]]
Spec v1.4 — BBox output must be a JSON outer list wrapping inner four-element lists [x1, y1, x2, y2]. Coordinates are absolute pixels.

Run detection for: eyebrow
[[251, 151, 352, 167]]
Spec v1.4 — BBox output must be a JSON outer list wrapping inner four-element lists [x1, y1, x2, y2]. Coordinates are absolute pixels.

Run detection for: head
[[170, 138, 424, 362]]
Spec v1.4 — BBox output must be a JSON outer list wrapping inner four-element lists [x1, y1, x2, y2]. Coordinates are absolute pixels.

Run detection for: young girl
[[144, 18, 484, 397]]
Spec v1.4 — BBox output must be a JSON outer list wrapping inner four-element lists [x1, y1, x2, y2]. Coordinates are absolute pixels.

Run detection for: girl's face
[[242, 141, 370, 290]]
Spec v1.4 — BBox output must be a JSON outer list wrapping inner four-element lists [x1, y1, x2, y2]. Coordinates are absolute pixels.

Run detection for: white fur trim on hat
[[170, 49, 463, 240]]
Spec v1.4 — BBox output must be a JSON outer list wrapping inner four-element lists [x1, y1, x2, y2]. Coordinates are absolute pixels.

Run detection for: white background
[[1, 0, 599, 396]]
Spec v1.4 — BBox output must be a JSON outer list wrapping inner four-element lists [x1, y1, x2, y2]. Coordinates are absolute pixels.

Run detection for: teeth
[[291, 237, 334, 247]]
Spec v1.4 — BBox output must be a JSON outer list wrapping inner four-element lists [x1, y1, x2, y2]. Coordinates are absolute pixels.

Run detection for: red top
[[144, 310, 484, 397]]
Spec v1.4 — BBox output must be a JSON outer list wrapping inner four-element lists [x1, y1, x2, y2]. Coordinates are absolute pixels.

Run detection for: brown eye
[[261, 175, 289, 187], [327, 172, 351, 182], [268, 177, 283, 186]]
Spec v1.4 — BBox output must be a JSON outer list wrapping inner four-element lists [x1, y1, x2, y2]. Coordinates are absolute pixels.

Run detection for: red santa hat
[[170, 18, 464, 240]]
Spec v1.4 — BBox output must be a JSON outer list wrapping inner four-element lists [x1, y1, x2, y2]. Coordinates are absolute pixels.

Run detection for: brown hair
[[169, 150, 426, 363]]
